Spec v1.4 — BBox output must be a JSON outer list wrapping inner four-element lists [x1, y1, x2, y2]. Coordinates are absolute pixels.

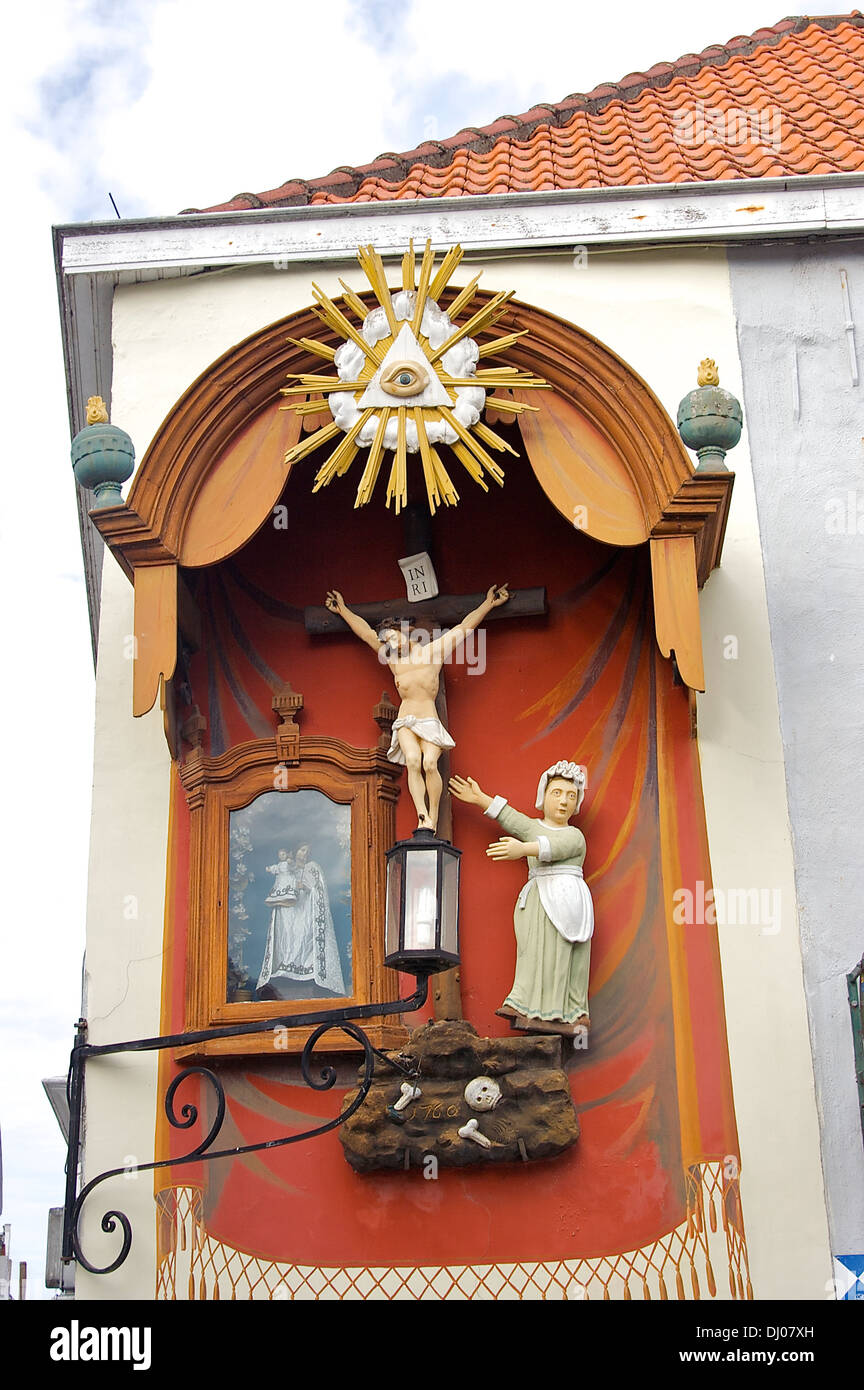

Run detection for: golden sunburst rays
[[280, 240, 550, 515]]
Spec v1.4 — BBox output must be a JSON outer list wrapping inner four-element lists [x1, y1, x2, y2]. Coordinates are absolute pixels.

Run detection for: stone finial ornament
[[71, 396, 135, 508], [677, 359, 743, 474], [272, 683, 304, 764]]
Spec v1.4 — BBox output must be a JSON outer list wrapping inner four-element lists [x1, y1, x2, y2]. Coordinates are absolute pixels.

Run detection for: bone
[[458, 1118, 492, 1149], [392, 1082, 421, 1113]]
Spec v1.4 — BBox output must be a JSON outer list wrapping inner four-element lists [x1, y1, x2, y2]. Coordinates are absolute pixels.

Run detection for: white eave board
[[56, 174, 864, 277]]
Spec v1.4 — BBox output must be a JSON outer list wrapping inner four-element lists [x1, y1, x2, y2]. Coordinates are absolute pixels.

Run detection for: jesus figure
[[325, 584, 510, 831]]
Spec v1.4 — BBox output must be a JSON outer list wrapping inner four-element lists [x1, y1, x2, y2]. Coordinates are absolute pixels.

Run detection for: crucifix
[[304, 505, 547, 1019]]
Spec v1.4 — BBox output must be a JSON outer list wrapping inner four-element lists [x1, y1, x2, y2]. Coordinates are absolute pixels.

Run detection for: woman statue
[[450, 761, 594, 1037], [257, 844, 346, 997]]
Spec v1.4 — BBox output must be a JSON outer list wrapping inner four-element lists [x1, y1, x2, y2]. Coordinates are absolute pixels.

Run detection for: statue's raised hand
[[486, 836, 528, 861], [325, 589, 345, 614], [449, 774, 490, 809], [487, 583, 510, 608]]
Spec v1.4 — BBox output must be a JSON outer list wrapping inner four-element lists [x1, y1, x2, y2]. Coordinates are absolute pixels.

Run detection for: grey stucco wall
[[729, 239, 864, 1260]]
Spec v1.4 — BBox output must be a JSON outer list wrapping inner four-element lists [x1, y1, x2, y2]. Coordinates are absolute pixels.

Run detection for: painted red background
[[162, 430, 737, 1266]]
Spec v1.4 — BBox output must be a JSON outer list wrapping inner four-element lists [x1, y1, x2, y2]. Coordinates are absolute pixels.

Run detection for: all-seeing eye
[[379, 360, 430, 397]]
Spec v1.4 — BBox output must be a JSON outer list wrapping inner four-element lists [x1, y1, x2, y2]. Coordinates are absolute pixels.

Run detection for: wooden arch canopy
[[91, 291, 733, 716]]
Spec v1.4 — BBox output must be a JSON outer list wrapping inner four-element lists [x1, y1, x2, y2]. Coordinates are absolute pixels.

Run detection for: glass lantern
[[385, 829, 461, 974]]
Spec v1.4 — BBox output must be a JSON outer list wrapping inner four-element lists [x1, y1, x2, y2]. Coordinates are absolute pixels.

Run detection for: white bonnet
[[535, 760, 587, 813]]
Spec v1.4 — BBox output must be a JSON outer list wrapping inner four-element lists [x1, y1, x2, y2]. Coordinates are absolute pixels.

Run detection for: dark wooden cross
[[304, 505, 547, 1020]]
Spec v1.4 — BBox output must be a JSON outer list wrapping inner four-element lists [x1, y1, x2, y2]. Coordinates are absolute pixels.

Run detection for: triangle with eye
[[358, 322, 452, 408]]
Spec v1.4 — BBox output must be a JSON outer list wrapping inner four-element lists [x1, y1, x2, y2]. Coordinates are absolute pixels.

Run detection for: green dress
[[493, 804, 591, 1024]]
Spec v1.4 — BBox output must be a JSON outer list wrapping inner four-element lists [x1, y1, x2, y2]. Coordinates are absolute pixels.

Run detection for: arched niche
[[91, 291, 733, 716]]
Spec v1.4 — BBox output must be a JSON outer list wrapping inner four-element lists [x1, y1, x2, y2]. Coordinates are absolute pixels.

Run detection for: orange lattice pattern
[[156, 1161, 752, 1301]]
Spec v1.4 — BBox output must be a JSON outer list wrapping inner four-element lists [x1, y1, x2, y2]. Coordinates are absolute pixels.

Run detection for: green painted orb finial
[[71, 397, 135, 508], [677, 359, 742, 474]]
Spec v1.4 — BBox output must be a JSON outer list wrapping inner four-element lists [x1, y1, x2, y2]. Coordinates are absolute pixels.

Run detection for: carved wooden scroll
[[650, 536, 705, 692], [132, 562, 177, 716]]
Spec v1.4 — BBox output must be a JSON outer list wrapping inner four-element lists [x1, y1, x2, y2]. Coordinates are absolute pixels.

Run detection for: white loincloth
[[387, 715, 456, 765]]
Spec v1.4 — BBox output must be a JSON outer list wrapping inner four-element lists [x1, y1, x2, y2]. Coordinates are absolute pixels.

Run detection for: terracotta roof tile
[[187, 15, 864, 212]]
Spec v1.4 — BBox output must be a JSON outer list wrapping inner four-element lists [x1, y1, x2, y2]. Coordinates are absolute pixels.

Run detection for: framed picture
[[227, 789, 352, 1004], [179, 733, 405, 1057]]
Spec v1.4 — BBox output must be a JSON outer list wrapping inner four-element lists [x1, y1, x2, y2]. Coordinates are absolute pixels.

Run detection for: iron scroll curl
[[70, 1066, 227, 1275], [63, 978, 429, 1276]]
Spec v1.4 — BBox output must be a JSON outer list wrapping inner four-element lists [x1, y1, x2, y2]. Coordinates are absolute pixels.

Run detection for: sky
[[0, 0, 843, 1299]]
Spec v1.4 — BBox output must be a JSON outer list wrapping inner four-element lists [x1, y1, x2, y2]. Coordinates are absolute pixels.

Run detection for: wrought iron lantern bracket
[[62, 977, 429, 1277]]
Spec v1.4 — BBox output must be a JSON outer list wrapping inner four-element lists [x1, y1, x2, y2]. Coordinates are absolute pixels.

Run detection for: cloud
[[8, 0, 784, 219], [81, 0, 404, 214], [349, 0, 410, 53], [389, 70, 520, 154]]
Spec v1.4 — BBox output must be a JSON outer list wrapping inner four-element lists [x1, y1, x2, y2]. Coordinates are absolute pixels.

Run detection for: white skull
[[464, 1076, 502, 1112]]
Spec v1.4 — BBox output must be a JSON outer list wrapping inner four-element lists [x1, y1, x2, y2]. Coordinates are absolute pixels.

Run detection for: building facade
[[55, 13, 864, 1299]]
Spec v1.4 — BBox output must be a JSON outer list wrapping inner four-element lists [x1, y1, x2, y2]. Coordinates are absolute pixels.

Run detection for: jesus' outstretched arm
[[430, 583, 510, 662], [325, 590, 381, 653]]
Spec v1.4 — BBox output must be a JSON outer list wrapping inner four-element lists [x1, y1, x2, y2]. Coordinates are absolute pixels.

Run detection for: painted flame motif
[[697, 358, 720, 387], [86, 395, 110, 426]]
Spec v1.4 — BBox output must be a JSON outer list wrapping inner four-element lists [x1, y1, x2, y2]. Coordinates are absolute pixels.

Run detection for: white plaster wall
[[76, 552, 171, 1300], [104, 245, 831, 1297], [729, 242, 864, 1264], [697, 466, 834, 1300]]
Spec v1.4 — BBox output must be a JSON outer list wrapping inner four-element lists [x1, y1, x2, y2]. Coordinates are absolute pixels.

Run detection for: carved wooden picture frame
[[177, 733, 405, 1058]]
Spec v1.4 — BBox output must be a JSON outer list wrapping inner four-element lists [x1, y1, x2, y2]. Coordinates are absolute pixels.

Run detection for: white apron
[[517, 864, 594, 944]]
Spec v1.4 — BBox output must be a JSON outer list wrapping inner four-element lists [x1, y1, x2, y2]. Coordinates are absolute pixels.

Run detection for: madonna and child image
[[226, 788, 352, 1003]]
